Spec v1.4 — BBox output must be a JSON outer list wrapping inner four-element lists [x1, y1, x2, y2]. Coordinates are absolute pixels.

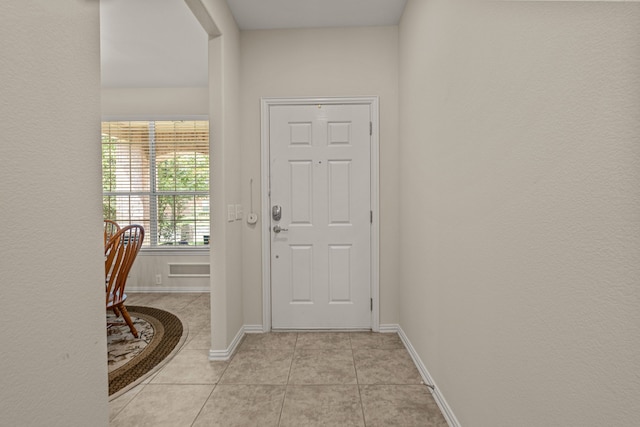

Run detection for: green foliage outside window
[[101, 120, 210, 247], [156, 153, 209, 245], [102, 135, 117, 220]]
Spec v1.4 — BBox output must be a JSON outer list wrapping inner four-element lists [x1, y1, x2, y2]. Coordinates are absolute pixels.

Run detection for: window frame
[[102, 115, 210, 255]]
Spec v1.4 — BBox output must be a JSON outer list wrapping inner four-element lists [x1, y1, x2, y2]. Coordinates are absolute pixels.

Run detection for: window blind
[[102, 120, 210, 248]]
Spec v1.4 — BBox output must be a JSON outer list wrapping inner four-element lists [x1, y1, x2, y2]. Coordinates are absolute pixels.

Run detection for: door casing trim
[[260, 96, 380, 332]]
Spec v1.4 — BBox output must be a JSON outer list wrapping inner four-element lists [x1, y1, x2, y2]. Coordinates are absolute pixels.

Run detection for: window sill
[[139, 247, 210, 256]]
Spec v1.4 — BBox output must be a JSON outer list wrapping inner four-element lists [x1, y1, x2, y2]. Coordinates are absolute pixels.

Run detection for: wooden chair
[[105, 224, 144, 338], [104, 219, 120, 246]]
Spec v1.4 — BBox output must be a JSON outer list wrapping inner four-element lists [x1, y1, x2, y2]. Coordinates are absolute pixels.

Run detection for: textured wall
[[101, 86, 210, 293], [200, 0, 244, 351], [0, 1, 108, 425], [399, 1, 640, 425], [239, 26, 400, 326], [101, 87, 208, 118]]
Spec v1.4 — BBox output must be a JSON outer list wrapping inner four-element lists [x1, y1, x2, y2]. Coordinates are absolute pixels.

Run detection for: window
[[102, 120, 209, 248]]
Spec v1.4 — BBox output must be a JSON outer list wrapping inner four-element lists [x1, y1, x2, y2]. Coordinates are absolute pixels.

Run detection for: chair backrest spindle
[[104, 219, 121, 246], [105, 225, 144, 306]]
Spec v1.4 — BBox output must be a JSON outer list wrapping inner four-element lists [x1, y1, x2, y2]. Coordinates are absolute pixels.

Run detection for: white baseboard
[[379, 323, 400, 333], [205, 325, 278, 360], [206, 322, 460, 427], [390, 325, 461, 427], [209, 326, 245, 361], [398, 325, 461, 427]]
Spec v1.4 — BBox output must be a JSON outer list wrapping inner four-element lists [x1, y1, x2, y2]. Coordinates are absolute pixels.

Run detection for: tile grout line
[[189, 384, 217, 427], [277, 332, 298, 426], [109, 382, 148, 423], [110, 294, 214, 425], [174, 292, 216, 426], [112, 297, 445, 425], [351, 333, 368, 427]]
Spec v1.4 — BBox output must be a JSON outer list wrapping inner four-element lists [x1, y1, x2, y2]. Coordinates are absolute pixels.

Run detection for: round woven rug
[[107, 306, 187, 400]]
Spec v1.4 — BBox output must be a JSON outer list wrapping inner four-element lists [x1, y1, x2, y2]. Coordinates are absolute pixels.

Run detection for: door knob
[[273, 225, 288, 233]]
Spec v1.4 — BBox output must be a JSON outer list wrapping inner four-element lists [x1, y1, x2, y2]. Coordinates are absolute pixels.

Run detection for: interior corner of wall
[[184, 0, 221, 38]]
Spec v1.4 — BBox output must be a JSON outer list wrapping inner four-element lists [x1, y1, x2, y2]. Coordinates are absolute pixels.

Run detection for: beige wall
[[200, 0, 244, 351], [239, 26, 400, 326], [0, 1, 108, 426], [398, 1, 640, 425], [101, 87, 210, 293], [128, 254, 210, 292], [101, 87, 208, 117], [100, 0, 244, 351]]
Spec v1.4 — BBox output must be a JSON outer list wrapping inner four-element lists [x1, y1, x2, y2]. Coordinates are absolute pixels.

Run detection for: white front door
[[269, 102, 372, 329]]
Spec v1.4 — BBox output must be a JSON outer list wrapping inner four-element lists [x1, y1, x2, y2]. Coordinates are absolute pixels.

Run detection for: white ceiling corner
[[225, 0, 408, 30], [100, 0, 407, 88], [100, 0, 209, 88]]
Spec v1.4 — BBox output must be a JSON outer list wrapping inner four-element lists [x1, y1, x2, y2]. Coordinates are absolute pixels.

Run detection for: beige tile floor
[[110, 293, 448, 426]]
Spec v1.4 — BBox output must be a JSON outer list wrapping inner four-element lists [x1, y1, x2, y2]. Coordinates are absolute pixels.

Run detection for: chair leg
[[117, 303, 138, 338]]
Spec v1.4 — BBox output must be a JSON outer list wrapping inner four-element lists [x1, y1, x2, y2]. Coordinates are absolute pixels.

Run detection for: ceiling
[[100, 0, 209, 88], [100, 0, 407, 88], [226, 0, 407, 30]]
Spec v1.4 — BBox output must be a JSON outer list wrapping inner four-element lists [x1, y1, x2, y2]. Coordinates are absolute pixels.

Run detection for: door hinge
[[369, 121, 372, 136], [370, 298, 373, 311], [370, 210, 373, 224]]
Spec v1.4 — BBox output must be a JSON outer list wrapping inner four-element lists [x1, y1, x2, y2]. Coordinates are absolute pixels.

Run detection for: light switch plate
[[235, 204, 243, 220], [227, 205, 235, 222]]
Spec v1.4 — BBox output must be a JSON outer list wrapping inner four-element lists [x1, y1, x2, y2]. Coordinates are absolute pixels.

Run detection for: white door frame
[[260, 96, 380, 332]]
